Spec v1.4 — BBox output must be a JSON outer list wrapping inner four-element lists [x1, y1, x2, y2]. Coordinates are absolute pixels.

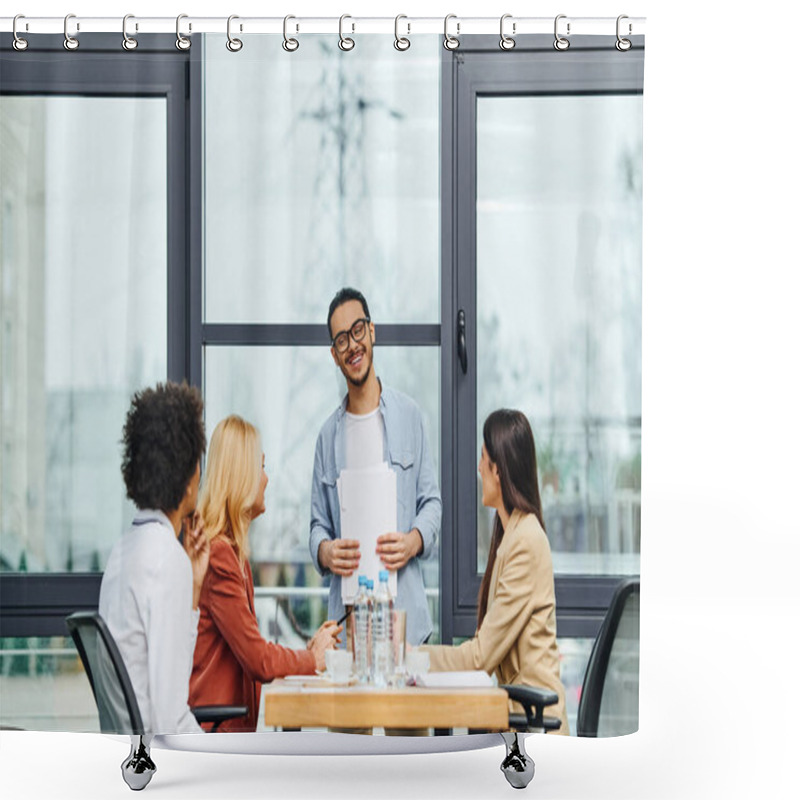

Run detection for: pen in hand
[[337, 608, 352, 626]]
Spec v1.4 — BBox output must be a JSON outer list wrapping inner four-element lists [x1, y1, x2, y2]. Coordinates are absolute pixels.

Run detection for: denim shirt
[[309, 384, 441, 645]]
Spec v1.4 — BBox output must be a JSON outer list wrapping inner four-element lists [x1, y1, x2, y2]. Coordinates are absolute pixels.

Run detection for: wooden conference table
[[263, 677, 509, 732]]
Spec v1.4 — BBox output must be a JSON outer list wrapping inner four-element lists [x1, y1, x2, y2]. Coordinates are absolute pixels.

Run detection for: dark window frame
[[0, 33, 198, 637], [440, 35, 645, 642]]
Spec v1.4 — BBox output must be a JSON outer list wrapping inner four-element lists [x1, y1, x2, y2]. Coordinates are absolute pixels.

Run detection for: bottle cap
[[379, 569, 389, 582], [358, 575, 367, 585], [367, 579, 374, 590]]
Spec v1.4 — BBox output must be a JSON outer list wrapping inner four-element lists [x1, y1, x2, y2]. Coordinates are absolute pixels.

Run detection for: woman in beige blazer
[[420, 409, 569, 734]]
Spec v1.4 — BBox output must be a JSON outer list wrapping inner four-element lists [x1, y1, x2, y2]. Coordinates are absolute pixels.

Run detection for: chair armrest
[[500, 685, 560, 732], [191, 705, 249, 732], [509, 712, 562, 733]]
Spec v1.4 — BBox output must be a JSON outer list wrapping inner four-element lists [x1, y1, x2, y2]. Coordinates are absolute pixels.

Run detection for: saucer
[[316, 669, 357, 685]]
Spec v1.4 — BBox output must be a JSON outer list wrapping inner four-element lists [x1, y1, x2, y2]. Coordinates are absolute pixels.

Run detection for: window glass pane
[[0, 637, 97, 731], [203, 35, 440, 324], [475, 95, 642, 576], [203, 345, 441, 637], [0, 96, 167, 573]]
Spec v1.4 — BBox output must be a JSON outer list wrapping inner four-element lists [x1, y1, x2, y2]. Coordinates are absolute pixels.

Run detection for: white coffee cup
[[405, 649, 430, 676], [325, 649, 353, 683]]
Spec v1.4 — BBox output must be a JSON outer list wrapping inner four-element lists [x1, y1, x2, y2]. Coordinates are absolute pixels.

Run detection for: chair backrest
[[66, 611, 144, 735], [577, 578, 640, 737]]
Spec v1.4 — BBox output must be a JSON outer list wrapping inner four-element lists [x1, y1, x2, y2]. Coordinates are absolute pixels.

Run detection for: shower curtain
[[0, 17, 643, 744]]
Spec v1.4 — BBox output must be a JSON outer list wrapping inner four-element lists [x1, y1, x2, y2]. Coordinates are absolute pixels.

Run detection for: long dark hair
[[477, 409, 545, 629]]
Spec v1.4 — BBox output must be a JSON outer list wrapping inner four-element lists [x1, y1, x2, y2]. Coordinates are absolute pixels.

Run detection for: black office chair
[[502, 577, 640, 738], [497, 578, 639, 787], [576, 577, 639, 737], [66, 611, 247, 790]]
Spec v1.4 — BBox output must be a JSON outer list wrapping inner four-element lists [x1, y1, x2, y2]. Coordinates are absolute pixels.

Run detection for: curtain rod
[[1, 15, 646, 37]]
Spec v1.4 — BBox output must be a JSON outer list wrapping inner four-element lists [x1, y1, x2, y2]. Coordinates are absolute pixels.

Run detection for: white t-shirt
[[99, 509, 203, 735], [344, 406, 385, 470]]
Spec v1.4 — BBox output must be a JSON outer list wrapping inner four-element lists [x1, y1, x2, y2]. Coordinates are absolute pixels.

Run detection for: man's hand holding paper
[[319, 538, 361, 577], [376, 529, 423, 572]]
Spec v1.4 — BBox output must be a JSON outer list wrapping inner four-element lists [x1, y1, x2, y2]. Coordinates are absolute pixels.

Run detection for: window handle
[[457, 309, 468, 374]]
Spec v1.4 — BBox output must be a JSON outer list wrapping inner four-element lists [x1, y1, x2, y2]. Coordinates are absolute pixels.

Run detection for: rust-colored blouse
[[189, 536, 316, 732]]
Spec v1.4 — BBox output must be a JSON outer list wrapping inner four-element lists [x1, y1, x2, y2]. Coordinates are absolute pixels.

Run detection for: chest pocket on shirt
[[389, 450, 415, 527], [320, 469, 340, 522]]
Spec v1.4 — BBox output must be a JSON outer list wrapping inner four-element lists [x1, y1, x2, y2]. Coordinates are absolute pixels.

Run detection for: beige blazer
[[421, 509, 569, 734]]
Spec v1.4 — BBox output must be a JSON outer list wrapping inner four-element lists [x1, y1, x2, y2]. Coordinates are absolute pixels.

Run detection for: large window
[[201, 35, 443, 642], [443, 37, 644, 640], [475, 94, 642, 578], [0, 34, 194, 635], [1, 95, 167, 575]]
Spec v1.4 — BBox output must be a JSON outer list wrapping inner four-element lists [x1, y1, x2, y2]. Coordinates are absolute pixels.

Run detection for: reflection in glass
[[203, 35, 440, 324], [203, 344, 440, 640], [0, 96, 167, 573], [476, 95, 642, 576]]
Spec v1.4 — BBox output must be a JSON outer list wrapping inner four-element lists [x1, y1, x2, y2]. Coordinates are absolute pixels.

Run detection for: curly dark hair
[[121, 381, 206, 513]]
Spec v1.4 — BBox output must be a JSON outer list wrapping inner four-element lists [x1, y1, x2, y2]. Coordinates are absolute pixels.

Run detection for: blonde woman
[[189, 415, 341, 732]]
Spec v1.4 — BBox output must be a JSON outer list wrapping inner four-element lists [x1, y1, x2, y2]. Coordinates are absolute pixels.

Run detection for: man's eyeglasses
[[332, 317, 370, 353]]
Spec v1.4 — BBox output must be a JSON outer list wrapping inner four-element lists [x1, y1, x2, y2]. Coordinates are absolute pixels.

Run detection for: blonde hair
[[197, 415, 263, 565]]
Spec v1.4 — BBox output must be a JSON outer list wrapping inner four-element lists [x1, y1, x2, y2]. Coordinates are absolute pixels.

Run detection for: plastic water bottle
[[372, 570, 394, 687], [366, 579, 375, 681], [354, 575, 370, 683]]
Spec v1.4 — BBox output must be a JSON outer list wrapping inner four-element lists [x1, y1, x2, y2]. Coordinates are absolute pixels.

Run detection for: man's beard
[[347, 359, 372, 388]]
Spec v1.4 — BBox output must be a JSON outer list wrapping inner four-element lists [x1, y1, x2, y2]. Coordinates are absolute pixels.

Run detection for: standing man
[[100, 381, 209, 735], [309, 288, 441, 645]]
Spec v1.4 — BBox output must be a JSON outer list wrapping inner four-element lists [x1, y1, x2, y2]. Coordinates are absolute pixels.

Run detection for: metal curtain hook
[[394, 14, 410, 51], [339, 14, 355, 51], [554, 14, 570, 50], [226, 15, 243, 52], [122, 15, 138, 50], [443, 14, 460, 51], [283, 15, 299, 51], [63, 13, 79, 50], [616, 15, 632, 51], [176, 14, 191, 50], [12, 14, 29, 51], [500, 14, 516, 50]]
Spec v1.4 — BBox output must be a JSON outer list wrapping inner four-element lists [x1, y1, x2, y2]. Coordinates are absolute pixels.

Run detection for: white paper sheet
[[337, 464, 397, 604], [414, 671, 494, 688]]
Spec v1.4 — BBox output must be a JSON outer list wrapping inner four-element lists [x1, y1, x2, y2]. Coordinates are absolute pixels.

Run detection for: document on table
[[414, 671, 495, 688], [338, 463, 397, 604]]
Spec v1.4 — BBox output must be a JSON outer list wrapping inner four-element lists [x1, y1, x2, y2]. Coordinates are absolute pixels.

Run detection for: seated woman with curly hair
[[189, 415, 341, 732], [99, 381, 208, 736]]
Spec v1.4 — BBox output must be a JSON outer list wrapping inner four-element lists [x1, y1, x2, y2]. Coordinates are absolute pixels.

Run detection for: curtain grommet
[[443, 14, 460, 51], [500, 14, 516, 50], [282, 15, 299, 52], [339, 14, 355, 51], [615, 15, 632, 51], [554, 14, 570, 51], [63, 14, 79, 50], [394, 14, 411, 51], [12, 15, 29, 51], [176, 14, 191, 50], [226, 15, 243, 52]]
